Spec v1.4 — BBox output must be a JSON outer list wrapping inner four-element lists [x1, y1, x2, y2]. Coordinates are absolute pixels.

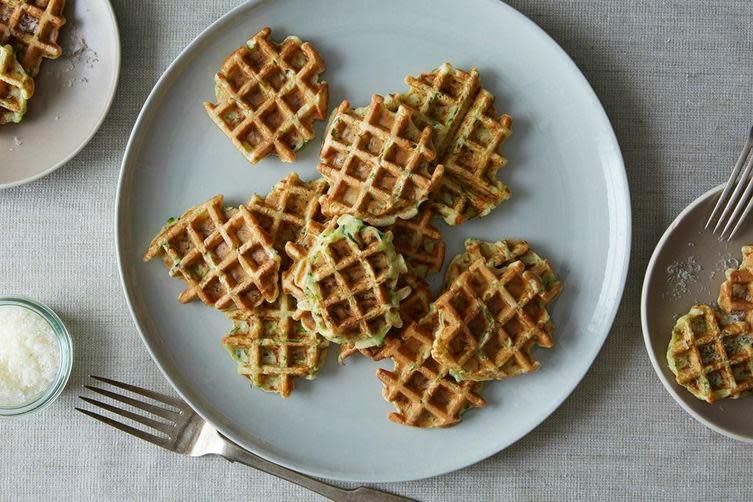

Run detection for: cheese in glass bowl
[[0, 297, 72, 417]]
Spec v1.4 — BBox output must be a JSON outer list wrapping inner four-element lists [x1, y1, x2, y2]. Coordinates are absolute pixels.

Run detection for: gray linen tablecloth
[[1, 1, 752, 500]]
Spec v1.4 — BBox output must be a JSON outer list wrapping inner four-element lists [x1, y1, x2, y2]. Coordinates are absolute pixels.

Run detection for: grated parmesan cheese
[[665, 256, 702, 298], [0, 306, 60, 407]]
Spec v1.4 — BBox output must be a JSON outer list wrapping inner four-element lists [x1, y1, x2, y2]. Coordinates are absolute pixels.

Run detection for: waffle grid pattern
[[432, 89, 513, 225], [391, 62, 480, 156], [223, 293, 328, 398], [718, 246, 753, 313], [384, 206, 445, 278], [318, 95, 442, 225], [377, 311, 486, 428], [144, 195, 280, 312], [0, 0, 65, 76], [339, 271, 432, 361], [286, 216, 407, 347], [432, 259, 553, 381], [668, 304, 753, 403], [446, 239, 563, 306], [0, 42, 32, 123], [246, 173, 328, 268], [204, 27, 328, 163]]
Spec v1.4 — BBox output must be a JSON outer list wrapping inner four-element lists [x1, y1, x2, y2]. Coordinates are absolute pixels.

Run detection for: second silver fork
[[706, 126, 753, 240], [77, 376, 412, 502]]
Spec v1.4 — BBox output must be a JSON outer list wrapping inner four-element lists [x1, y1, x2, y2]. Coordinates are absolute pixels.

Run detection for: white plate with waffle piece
[[0, 0, 120, 189], [642, 184, 753, 442], [116, 0, 630, 482]]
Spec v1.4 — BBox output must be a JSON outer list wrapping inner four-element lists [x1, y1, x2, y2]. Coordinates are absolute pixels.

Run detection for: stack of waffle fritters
[[0, 0, 66, 124], [147, 30, 566, 428], [667, 247, 753, 403]]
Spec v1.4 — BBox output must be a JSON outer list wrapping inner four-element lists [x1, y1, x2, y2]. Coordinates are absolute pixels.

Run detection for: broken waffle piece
[[143, 195, 281, 312], [718, 245, 753, 313], [204, 27, 328, 164]]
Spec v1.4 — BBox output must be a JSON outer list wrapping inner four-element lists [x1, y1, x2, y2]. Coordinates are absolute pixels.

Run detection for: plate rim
[[115, 0, 632, 481], [641, 183, 753, 443], [0, 0, 122, 190]]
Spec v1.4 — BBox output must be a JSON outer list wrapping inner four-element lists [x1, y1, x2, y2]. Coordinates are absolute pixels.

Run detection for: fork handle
[[221, 442, 414, 502]]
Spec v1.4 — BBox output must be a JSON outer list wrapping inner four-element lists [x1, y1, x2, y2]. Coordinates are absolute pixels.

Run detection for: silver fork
[[76, 376, 412, 502], [706, 126, 753, 240]]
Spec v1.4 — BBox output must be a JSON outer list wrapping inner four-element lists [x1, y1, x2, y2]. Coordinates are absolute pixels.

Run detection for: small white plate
[[0, 0, 120, 189], [642, 184, 753, 442], [117, 0, 631, 482]]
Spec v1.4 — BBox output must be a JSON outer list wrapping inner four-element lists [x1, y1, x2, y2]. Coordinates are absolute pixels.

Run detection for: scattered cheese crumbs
[[0, 306, 60, 407], [42, 27, 100, 89], [666, 256, 702, 298], [13, 136, 21, 147], [717, 254, 740, 271], [710, 254, 740, 280]]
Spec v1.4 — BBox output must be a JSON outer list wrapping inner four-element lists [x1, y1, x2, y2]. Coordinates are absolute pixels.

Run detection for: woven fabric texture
[[1, 1, 752, 500]]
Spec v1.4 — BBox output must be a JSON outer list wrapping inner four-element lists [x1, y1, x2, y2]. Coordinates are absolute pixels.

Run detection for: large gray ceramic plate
[[117, 0, 630, 482]]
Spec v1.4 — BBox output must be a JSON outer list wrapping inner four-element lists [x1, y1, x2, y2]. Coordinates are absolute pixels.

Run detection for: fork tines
[[706, 126, 753, 240], [76, 375, 186, 447]]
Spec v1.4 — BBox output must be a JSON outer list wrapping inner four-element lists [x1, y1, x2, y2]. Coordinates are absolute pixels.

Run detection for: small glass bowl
[[0, 297, 73, 418]]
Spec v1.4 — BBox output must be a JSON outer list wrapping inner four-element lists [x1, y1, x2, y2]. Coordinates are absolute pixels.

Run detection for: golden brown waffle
[[0, 43, 32, 124], [445, 238, 527, 281], [432, 259, 555, 381], [377, 310, 486, 428], [0, 0, 65, 77], [143, 195, 281, 312], [317, 95, 443, 226], [339, 271, 432, 362], [446, 239, 563, 306], [223, 292, 329, 398], [718, 246, 753, 313], [387, 62, 479, 156], [204, 27, 328, 164], [387, 64, 514, 225], [246, 173, 329, 269], [431, 88, 513, 225], [667, 304, 753, 403], [285, 215, 409, 348], [383, 206, 445, 278]]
